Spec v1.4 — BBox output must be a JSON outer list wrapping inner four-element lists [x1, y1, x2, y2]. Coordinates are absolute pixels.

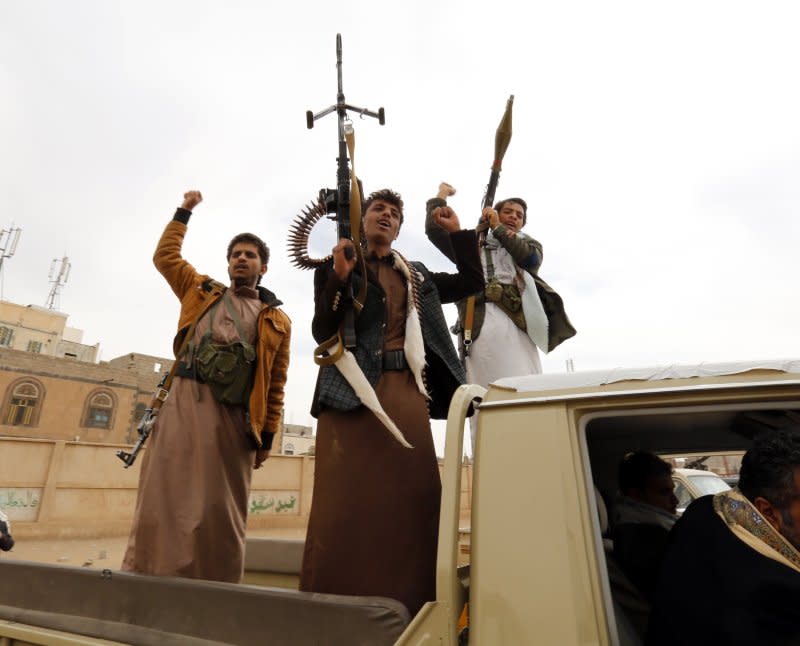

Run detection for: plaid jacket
[[310, 230, 483, 420]]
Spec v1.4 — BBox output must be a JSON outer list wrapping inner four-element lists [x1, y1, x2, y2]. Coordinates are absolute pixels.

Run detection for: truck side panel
[[470, 403, 607, 645]]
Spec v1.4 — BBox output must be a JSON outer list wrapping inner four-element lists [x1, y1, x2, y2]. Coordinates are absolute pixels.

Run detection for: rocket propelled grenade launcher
[[480, 94, 514, 226], [463, 95, 515, 358]]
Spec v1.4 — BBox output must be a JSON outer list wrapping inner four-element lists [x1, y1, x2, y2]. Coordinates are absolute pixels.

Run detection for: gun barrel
[[483, 170, 501, 209], [336, 33, 344, 103]]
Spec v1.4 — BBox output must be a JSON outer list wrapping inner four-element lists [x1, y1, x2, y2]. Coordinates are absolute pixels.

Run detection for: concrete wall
[[0, 437, 472, 538]]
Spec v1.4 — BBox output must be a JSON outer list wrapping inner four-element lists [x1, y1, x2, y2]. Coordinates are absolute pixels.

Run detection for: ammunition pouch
[[485, 281, 526, 331], [485, 280, 503, 303], [194, 338, 256, 407], [179, 289, 257, 407]]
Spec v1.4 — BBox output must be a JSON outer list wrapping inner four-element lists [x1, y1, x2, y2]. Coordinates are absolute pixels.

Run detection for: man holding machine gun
[[300, 189, 483, 616], [122, 190, 291, 583]]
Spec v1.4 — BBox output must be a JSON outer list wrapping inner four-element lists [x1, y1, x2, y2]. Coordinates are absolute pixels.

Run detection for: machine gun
[[288, 33, 385, 352], [307, 34, 384, 258]]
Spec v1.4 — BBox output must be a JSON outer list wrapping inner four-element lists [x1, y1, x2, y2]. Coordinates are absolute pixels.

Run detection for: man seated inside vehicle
[[612, 452, 678, 602], [647, 429, 800, 646]]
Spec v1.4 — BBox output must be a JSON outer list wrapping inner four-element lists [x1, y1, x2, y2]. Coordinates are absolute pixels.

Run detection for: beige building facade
[[0, 301, 100, 362], [281, 423, 315, 455], [0, 348, 171, 445], [0, 291, 176, 445]]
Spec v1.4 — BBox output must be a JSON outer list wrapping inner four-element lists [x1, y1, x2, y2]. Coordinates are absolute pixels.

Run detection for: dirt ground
[[2, 527, 306, 571]]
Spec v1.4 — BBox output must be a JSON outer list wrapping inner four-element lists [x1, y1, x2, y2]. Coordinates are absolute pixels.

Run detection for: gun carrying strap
[[314, 126, 367, 367], [463, 296, 476, 355], [194, 288, 248, 349], [462, 245, 493, 356], [152, 280, 227, 412]]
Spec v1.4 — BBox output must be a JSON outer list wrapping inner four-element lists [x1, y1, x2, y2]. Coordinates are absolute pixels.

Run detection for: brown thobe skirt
[[300, 369, 441, 616], [122, 287, 260, 583], [121, 378, 255, 582]]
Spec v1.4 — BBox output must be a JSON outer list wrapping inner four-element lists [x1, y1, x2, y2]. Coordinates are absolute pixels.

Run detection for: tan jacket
[[154, 218, 291, 448]]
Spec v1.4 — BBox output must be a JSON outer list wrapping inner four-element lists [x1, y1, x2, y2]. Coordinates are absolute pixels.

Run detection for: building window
[[26, 340, 43, 354], [0, 326, 13, 347], [4, 381, 42, 426], [83, 390, 116, 430], [284, 442, 295, 456]]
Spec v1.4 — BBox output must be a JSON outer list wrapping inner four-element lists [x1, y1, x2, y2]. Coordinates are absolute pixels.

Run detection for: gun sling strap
[[150, 280, 227, 417]]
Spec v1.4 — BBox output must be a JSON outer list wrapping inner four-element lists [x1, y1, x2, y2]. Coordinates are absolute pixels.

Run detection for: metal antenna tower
[[45, 256, 71, 311], [0, 226, 22, 300]]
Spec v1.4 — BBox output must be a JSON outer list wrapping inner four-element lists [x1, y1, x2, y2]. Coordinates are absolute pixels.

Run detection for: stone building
[[0, 301, 99, 362], [281, 424, 315, 456], [0, 301, 172, 444], [0, 300, 307, 450], [0, 348, 172, 445]]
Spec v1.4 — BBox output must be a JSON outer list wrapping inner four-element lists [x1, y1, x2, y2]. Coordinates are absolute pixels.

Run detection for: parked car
[[722, 474, 740, 488], [673, 468, 731, 515]]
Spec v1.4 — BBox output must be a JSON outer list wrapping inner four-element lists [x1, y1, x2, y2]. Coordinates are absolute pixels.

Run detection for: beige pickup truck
[[1, 359, 798, 645]]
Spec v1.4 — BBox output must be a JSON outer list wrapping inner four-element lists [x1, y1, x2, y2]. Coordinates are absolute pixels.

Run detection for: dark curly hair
[[618, 451, 673, 495], [739, 428, 800, 508], [363, 189, 404, 227], [227, 233, 270, 265]]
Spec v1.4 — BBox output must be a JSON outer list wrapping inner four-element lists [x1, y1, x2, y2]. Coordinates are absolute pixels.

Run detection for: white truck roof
[[493, 358, 800, 394]]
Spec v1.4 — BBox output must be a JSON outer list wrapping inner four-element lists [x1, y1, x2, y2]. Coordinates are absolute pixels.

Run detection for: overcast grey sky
[[1, 1, 798, 435]]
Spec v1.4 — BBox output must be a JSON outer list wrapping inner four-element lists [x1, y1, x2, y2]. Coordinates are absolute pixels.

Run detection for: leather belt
[[382, 349, 407, 371]]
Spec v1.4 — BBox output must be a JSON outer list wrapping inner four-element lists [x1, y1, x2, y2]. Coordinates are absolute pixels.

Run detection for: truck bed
[[0, 559, 410, 645]]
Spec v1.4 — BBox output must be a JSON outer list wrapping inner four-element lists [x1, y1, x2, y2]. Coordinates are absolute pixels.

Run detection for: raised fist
[[181, 190, 203, 211], [436, 182, 456, 200]]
